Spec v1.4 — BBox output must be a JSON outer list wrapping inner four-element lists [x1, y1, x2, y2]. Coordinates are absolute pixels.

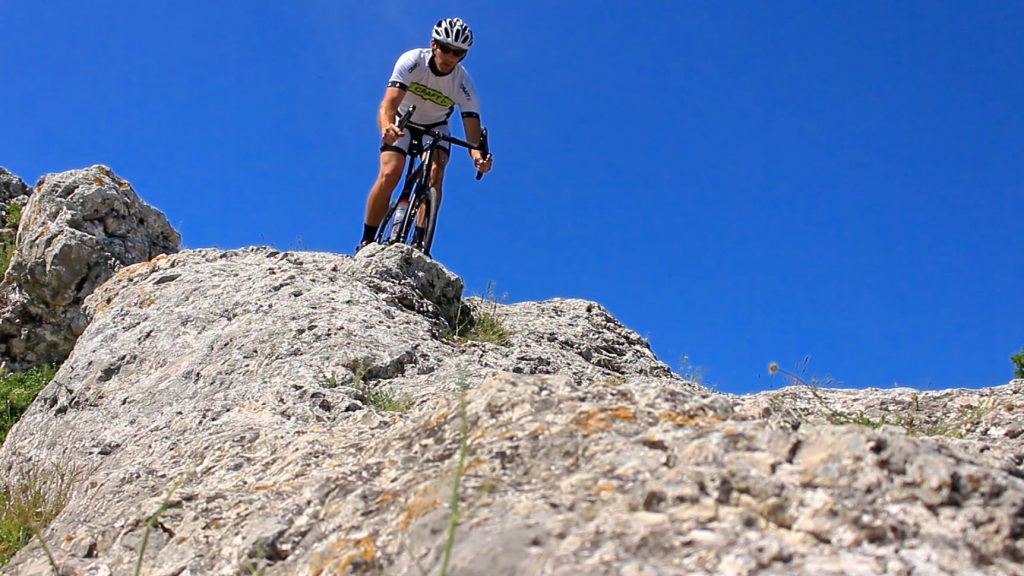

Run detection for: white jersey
[[387, 48, 480, 126]]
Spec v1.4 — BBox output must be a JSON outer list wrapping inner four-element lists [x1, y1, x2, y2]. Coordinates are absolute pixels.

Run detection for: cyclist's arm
[[461, 114, 484, 159], [461, 113, 492, 173], [378, 86, 406, 136]]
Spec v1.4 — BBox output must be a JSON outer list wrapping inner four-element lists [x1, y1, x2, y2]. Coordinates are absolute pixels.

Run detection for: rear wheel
[[376, 175, 420, 245], [375, 198, 400, 244]]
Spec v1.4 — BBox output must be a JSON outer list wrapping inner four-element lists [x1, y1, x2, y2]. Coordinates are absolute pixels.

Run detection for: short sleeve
[[388, 49, 422, 90], [456, 69, 480, 117]]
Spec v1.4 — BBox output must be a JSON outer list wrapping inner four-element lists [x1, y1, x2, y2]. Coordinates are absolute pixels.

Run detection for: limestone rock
[[736, 381, 1024, 478], [0, 165, 180, 369], [0, 167, 31, 205], [0, 168, 32, 266], [0, 244, 1020, 575]]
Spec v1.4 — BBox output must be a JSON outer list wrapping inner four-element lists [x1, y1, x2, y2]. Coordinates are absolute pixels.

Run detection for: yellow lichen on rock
[[571, 406, 635, 435], [399, 483, 441, 529]]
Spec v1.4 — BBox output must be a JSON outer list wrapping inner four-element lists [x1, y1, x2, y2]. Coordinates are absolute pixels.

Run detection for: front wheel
[[417, 185, 440, 256]]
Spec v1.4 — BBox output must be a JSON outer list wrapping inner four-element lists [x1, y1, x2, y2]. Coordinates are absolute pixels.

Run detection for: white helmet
[[432, 17, 474, 50]]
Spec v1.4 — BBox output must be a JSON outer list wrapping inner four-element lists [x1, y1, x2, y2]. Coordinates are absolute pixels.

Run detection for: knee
[[377, 166, 402, 188], [434, 151, 449, 170]]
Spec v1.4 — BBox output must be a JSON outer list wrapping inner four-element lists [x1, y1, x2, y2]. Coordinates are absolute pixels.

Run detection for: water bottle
[[390, 199, 409, 242]]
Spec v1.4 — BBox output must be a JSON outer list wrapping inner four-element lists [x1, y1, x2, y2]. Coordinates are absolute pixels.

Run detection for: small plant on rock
[[345, 360, 409, 413], [1, 364, 57, 445], [452, 282, 511, 346], [318, 368, 341, 389], [134, 476, 185, 576], [463, 309, 510, 346], [3, 204, 21, 230], [0, 462, 79, 567], [440, 379, 471, 576], [768, 358, 994, 438], [768, 358, 849, 422], [678, 354, 706, 385], [1011, 346, 1024, 379], [0, 204, 23, 275], [599, 374, 627, 386], [359, 384, 409, 413], [0, 240, 13, 276], [767, 358, 896, 428], [912, 403, 992, 439]]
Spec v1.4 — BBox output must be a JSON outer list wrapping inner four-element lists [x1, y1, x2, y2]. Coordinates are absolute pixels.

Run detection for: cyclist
[[357, 17, 493, 252]]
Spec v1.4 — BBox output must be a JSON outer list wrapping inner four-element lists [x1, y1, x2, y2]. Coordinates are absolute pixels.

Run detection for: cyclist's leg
[[414, 126, 451, 230], [412, 147, 448, 250], [426, 147, 448, 207], [360, 136, 410, 246]]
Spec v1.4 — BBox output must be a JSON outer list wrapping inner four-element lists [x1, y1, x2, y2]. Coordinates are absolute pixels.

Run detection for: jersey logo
[[459, 82, 472, 101], [406, 62, 419, 74], [409, 82, 454, 107]]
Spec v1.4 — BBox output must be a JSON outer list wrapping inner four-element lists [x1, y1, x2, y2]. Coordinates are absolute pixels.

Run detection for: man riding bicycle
[[357, 17, 494, 253]]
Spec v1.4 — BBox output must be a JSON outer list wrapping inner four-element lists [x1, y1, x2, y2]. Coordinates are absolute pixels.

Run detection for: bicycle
[[373, 105, 490, 257]]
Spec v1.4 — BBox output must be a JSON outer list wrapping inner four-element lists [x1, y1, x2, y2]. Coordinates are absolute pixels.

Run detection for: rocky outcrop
[[0, 165, 180, 369], [0, 244, 1021, 575], [737, 381, 1024, 477], [0, 167, 32, 206], [0, 168, 33, 279]]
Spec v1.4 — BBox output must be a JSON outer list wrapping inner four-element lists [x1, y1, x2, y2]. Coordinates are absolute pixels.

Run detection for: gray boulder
[[0, 165, 180, 369], [0, 167, 31, 204], [0, 244, 1021, 575]]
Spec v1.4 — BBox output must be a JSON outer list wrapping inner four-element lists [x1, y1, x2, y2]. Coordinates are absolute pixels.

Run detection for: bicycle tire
[[404, 184, 426, 247], [395, 192, 418, 245], [420, 186, 440, 256], [375, 164, 423, 245], [375, 198, 402, 244]]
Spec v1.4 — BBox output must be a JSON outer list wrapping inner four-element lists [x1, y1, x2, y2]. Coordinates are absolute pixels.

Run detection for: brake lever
[[382, 105, 416, 146], [475, 127, 490, 181], [397, 105, 415, 130]]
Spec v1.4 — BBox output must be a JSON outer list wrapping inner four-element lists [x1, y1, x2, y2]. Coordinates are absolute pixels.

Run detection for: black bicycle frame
[[377, 105, 489, 252], [405, 124, 482, 188], [396, 105, 489, 195]]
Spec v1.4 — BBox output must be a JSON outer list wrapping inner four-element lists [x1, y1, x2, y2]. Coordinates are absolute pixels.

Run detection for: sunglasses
[[435, 42, 467, 58]]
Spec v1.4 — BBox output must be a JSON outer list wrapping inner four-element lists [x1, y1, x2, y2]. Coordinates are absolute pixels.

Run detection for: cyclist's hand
[[473, 153, 493, 174], [381, 123, 404, 145]]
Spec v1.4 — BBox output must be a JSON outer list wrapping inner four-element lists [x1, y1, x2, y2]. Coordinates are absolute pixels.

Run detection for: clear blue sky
[[2, 1, 1022, 393]]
